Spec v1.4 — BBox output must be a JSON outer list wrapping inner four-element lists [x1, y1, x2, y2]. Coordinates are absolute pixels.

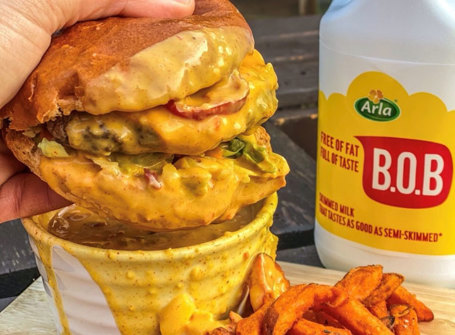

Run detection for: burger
[[1, 0, 289, 231]]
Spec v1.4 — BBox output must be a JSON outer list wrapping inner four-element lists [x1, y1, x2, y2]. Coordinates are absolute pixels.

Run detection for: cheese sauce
[[83, 27, 254, 115], [24, 195, 279, 335], [65, 50, 278, 156], [38, 126, 289, 231], [47, 202, 262, 251]]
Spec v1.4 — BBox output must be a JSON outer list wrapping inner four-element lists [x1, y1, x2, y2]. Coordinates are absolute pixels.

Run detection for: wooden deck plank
[[255, 32, 318, 63], [0, 220, 35, 275], [272, 108, 318, 159], [266, 123, 316, 235], [250, 16, 320, 108], [274, 60, 318, 107], [249, 15, 320, 38], [277, 245, 322, 266]]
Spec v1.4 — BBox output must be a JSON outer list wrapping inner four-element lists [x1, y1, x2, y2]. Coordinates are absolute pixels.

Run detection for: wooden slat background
[[250, 16, 320, 109]]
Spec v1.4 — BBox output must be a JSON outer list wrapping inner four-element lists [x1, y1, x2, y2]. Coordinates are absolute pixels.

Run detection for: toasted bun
[[1, 0, 253, 130], [5, 128, 289, 231]]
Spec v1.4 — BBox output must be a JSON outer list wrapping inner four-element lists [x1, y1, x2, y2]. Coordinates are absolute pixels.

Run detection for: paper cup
[[22, 194, 278, 335]]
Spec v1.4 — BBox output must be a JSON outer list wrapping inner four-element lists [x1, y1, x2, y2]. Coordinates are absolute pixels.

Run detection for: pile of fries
[[209, 254, 433, 335]]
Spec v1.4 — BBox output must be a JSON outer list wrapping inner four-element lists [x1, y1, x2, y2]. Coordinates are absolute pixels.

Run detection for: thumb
[[0, 173, 71, 222]]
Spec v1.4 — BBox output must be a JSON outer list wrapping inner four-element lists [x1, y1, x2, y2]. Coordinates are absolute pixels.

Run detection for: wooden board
[[0, 262, 453, 334], [0, 278, 57, 335], [266, 123, 316, 237], [249, 16, 320, 108]]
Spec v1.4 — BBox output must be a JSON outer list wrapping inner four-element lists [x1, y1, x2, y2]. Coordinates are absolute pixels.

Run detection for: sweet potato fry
[[363, 273, 404, 307], [314, 310, 346, 328], [302, 310, 318, 322], [236, 301, 271, 335], [335, 265, 383, 301], [367, 300, 393, 328], [368, 300, 388, 319], [248, 253, 290, 311], [387, 286, 434, 321], [288, 318, 352, 335], [208, 327, 234, 335], [390, 305, 420, 335], [368, 300, 396, 329], [229, 311, 243, 324], [323, 297, 394, 335], [262, 284, 348, 335]]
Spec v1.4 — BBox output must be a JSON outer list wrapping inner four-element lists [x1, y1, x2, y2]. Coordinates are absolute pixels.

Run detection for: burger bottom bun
[[6, 129, 289, 231]]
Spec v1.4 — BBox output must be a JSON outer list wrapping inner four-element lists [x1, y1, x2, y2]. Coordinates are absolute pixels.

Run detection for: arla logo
[[354, 89, 400, 121], [356, 136, 453, 209]]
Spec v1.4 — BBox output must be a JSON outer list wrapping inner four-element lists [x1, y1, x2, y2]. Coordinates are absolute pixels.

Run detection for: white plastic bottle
[[316, 0, 455, 287]]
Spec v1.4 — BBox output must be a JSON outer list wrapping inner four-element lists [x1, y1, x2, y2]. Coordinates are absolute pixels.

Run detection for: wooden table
[[0, 15, 322, 311]]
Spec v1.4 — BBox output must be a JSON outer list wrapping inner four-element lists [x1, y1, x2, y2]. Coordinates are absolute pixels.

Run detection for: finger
[[0, 135, 7, 151], [0, 137, 25, 184], [0, 152, 25, 185], [72, 0, 196, 24], [0, 173, 71, 222], [46, 0, 195, 32]]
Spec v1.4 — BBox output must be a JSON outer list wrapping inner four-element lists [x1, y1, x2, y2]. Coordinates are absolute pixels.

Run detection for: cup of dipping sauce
[[22, 194, 278, 335]]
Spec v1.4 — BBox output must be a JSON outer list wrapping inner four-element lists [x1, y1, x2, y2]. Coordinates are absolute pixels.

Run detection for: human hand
[[0, 0, 195, 108], [0, 135, 71, 222], [0, 0, 195, 222]]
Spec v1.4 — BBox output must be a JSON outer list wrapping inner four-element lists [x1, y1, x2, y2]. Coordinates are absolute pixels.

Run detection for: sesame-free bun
[[1, 0, 253, 130]]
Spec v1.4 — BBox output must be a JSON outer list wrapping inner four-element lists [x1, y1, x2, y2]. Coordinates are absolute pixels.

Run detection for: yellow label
[[317, 71, 455, 255]]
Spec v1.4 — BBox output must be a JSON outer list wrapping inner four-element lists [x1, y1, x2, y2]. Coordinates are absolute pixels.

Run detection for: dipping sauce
[[47, 202, 263, 251], [25, 194, 278, 335]]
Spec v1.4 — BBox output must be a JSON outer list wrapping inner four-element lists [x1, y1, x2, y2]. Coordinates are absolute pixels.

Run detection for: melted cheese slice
[[65, 50, 278, 156], [83, 27, 254, 115]]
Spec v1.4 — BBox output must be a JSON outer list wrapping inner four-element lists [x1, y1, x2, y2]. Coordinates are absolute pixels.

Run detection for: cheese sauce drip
[[47, 203, 262, 250], [33, 239, 71, 335]]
